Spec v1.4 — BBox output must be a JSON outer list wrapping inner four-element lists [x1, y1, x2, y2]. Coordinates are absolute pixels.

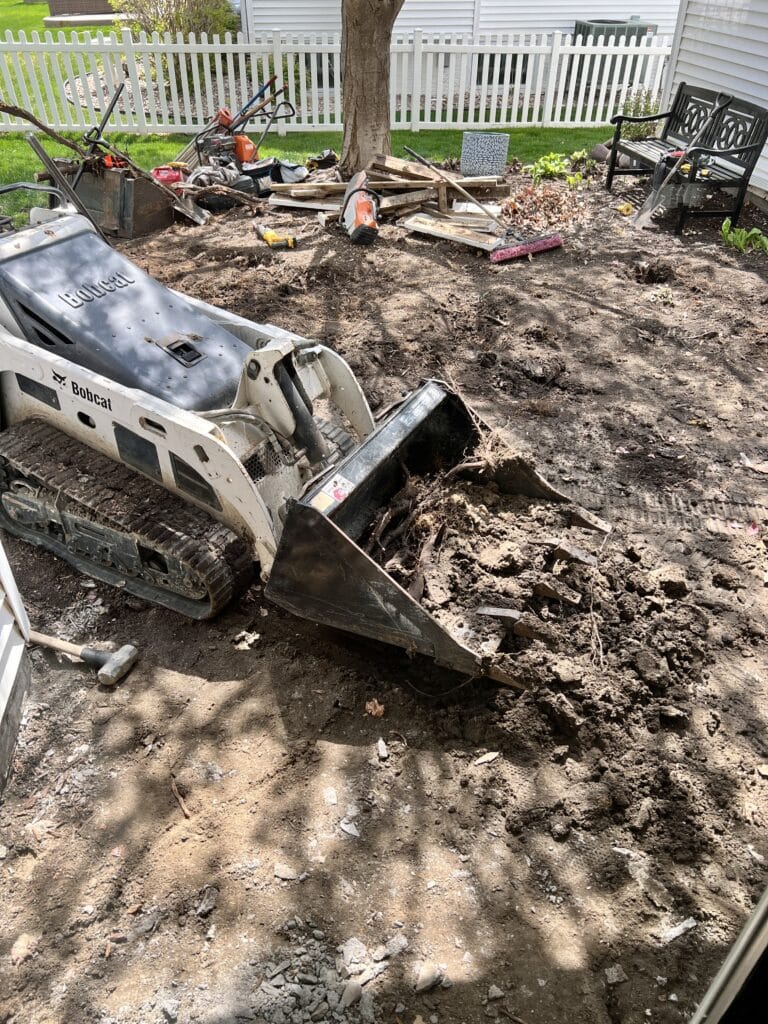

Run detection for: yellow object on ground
[[617, 202, 633, 216]]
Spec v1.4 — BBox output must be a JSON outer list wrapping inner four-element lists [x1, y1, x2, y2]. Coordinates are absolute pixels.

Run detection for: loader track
[[0, 419, 254, 618]]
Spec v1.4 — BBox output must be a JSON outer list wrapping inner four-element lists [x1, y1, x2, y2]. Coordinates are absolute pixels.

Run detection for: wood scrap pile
[[268, 153, 511, 247]]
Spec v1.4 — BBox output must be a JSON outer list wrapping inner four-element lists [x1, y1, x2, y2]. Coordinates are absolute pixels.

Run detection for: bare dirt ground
[[1, 170, 768, 1024]]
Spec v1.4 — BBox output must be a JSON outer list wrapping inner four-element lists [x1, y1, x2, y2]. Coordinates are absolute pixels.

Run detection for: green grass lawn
[[0, 127, 608, 187], [0, 0, 113, 37]]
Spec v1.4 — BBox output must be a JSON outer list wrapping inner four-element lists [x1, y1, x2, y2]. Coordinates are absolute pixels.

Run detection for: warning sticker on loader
[[310, 474, 354, 512]]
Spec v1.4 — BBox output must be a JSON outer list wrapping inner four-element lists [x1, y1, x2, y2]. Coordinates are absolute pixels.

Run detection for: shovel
[[632, 92, 732, 230]]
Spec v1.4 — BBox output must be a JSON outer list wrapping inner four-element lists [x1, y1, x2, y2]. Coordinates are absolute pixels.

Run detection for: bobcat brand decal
[[52, 370, 112, 409], [58, 272, 134, 309]]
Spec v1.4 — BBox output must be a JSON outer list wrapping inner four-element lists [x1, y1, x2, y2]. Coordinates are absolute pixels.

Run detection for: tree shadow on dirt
[[3, 182, 768, 1023]]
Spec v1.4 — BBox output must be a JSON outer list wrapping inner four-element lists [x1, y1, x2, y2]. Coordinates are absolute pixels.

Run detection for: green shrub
[[113, 0, 238, 38], [620, 89, 661, 142], [529, 152, 570, 185], [528, 149, 596, 187]]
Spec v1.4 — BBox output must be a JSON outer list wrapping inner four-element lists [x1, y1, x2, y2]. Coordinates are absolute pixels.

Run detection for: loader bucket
[[265, 381, 571, 689]]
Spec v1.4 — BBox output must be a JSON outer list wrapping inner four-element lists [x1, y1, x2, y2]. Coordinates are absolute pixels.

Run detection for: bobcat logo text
[[58, 272, 134, 309]]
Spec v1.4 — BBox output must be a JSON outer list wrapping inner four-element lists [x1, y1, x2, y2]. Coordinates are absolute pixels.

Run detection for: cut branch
[[0, 104, 87, 156]]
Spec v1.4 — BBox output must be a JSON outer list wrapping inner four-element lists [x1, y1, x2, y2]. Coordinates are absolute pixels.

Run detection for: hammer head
[[81, 644, 139, 686]]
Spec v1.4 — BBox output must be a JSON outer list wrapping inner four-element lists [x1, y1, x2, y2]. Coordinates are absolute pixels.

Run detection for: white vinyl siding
[[245, 0, 679, 37], [477, 2, 680, 36], [665, 0, 768, 197], [245, 0, 474, 35]]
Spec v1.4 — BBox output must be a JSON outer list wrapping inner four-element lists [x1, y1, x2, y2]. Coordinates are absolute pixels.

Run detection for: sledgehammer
[[29, 630, 138, 686]]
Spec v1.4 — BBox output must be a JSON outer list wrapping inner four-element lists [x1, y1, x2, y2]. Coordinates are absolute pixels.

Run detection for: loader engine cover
[[0, 215, 252, 411]]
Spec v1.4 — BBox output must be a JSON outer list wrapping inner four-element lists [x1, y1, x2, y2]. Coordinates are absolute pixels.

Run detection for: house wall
[[244, 0, 680, 38], [243, 0, 474, 36], [476, 2, 679, 36], [0, 540, 30, 796], [663, 0, 768, 198]]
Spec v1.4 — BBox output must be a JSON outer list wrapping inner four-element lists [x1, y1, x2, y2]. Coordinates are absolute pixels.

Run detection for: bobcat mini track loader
[[0, 185, 571, 688]]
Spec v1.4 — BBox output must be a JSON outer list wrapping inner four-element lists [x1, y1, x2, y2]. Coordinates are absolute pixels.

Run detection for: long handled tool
[[72, 80, 125, 191], [25, 134, 110, 242], [403, 145, 562, 262], [29, 630, 138, 686], [632, 92, 732, 230], [176, 77, 279, 168]]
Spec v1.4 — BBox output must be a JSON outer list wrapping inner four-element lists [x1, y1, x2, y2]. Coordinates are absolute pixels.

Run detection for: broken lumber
[[399, 212, 501, 252], [369, 153, 444, 182], [269, 177, 503, 196], [378, 188, 436, 212], [268, 195, 342, 212]]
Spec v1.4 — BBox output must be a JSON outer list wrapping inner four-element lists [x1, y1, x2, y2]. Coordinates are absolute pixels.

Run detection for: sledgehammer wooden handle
[[29, 630, 138, 686]]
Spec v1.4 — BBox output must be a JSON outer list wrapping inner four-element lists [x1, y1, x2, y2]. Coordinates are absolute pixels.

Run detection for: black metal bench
[[606, 82, 768, 234]]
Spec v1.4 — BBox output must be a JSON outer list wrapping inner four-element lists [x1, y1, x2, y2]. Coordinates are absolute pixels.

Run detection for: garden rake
[[403, 146, 562, 261]]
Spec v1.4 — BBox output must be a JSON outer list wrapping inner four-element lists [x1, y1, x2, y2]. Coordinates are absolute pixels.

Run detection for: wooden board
[[268, 195, 342, 212], [378, 188, 436, 211], [399, 213, 501, 252], [369, 153, 443, 182], [270, 177, 504, 197]]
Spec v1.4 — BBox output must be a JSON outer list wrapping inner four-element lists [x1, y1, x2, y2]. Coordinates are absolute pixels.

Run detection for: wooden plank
[[269, 177, 504, 196], [269, 195, 342, 212], [378, 188, 436, 211], [370, 153, 443, 182], [399, 213, 500, 251]]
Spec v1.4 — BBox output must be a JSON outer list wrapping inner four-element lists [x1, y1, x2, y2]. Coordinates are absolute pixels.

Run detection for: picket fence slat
[[0, 29, 671, 134]]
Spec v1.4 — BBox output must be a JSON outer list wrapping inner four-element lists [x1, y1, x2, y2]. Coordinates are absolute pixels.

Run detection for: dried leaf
[[126, 903, 143, 915], [10, 932, 40, 966], [365, 699, 385, 718], [474, 751, 500, 766]]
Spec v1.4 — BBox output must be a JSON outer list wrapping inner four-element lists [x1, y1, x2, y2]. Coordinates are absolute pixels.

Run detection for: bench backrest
[[663, 84, 723, 148], [664, 83, 768, 175], [707, 96, 768, 173]]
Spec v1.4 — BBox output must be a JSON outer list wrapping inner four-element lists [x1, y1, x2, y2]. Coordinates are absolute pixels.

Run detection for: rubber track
[[0, 419, 254, 618]]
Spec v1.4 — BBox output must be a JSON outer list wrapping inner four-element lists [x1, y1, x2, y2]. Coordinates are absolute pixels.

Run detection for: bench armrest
[[687, 142, 765, 159], [610, 110, 671, 126]]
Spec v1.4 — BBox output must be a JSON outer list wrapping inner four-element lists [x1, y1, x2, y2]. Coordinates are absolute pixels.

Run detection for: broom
[[403, 146, 562, 261]]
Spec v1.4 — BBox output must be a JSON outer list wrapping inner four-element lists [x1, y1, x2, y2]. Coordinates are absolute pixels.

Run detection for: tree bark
[[340, 0, 405, 176]]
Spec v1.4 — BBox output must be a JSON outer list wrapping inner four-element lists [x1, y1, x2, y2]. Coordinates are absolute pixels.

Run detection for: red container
[[151, 166, 184, 186]]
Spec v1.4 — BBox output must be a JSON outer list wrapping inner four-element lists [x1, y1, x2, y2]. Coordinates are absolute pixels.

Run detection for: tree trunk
[[340, 0, 405, 176]]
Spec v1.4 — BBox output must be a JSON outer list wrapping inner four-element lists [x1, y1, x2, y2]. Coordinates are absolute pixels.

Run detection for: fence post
[[542, 30, 561, 127], [411, 28, 422, 132], [272, 29, 287, 135], [122, 29, 147, 132]]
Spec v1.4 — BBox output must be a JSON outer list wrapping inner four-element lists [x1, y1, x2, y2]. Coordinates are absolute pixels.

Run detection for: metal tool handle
[[25, 134, 110, 242], [403, 145, 506, 231], [230, 75, 278, 127], [73, 81, 125, 191], [0, 181, 67, 205]]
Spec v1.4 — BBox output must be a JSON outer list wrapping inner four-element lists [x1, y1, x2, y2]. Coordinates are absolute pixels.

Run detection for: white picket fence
[[0, 29, 671, 134]]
